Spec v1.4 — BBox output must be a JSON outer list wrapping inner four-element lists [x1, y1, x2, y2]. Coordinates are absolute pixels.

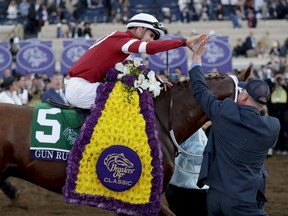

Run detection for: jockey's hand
[[193, 35, 210, 56], [163, 80, 173, 91], [186, 33, 209, 51]]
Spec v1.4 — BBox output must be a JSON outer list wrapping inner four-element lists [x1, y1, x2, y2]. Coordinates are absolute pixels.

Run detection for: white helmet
[[126, 13, 165, 40]]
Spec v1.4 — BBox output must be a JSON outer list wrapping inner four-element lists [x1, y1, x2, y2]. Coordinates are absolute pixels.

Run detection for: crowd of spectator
[[233, 30, 288, 59], [1, 0, 288, 27], [0, 68, 67, 107]]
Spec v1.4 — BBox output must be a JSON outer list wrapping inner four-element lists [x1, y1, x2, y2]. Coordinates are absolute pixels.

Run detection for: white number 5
[[36, 108, 61, 144]]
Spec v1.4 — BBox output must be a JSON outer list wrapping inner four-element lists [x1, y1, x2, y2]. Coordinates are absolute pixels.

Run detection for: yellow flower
[[75, 82, 154, 204]]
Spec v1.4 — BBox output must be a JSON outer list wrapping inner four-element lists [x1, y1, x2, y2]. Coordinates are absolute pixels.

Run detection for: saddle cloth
[[30, 103, 81, 162], [63, 81, 163, 216]]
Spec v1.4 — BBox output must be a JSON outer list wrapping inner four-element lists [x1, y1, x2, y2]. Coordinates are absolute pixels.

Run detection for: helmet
[[126, 13, 164, 40]]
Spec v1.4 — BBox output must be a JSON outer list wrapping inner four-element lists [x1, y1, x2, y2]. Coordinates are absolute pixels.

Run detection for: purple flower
[[64, 61, 162, 216], [123, 74, 137, 87], [106, 68, 118, 81], [123, 59, 133, 65], [137, 65, 149, 75]]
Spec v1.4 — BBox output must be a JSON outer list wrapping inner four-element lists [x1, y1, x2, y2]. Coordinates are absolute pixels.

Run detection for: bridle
[[228, 74, 242, 103]]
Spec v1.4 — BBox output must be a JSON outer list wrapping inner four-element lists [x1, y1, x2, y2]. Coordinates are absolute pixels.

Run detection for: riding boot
[[0, 180, 18, 199]]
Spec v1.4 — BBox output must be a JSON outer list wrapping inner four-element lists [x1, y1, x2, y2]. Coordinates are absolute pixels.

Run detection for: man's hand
[[194, 35, 210, 55], [186, 33, 208, 51]]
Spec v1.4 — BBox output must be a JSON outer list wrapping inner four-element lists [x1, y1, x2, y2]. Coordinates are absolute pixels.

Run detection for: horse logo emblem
[[63, 127, 79, 145], [104, 153, 134, 179], [66, 45, 87, 62], [202, 36, 233, 73], [0, 46, 12, 73], [23, 46, 48, 67], [16, 43, 55, 74], [96, 145, 142, 192]]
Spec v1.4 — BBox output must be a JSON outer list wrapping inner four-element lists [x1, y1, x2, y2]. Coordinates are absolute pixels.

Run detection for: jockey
[[65, 13, 206, 109]]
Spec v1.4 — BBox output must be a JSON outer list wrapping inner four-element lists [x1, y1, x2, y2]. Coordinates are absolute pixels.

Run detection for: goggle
[[128, 19, 164, 31]]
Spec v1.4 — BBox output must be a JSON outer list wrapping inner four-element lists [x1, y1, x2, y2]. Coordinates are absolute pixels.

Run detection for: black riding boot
[[0, 180, 18, 199]]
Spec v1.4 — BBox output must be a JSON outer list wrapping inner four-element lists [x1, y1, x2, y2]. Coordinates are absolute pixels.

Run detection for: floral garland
[[63, 66, 163, 215], [105, 57, 163, 100]]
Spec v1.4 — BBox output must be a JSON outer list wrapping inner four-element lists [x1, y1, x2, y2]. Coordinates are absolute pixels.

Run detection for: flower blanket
[[63, 77, 163, 215]]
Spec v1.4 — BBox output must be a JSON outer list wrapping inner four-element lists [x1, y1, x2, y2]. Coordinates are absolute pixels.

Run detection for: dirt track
[[0, 154, 287, 216]]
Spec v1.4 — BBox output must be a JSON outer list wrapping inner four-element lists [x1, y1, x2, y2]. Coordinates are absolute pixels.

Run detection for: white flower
[[134, 74, 149, 91], [123, 65, 130, 75], [114, 59, 163, 98], [149, 82, 162, 97], [147, 71, 157, 83], [134, 74, 144, 89], [139, 79, 150, 91], [116, 62, 130, 79], [115, 62, 125, 73], [133, 57, 142, 67]]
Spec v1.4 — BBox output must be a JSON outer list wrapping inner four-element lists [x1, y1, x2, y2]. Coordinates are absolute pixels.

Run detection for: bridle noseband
[[228, 74, 241, 103]]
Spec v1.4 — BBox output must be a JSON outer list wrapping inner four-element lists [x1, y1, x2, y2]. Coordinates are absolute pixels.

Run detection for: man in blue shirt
[[188, 36, 280, 216]]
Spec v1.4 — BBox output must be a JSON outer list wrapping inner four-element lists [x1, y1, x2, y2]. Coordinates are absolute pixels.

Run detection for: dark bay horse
[[0, 68, 250, 216]]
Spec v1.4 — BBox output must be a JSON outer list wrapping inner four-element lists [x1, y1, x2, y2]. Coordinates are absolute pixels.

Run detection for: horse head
[[155, 65, 251, 146], [153, 66, 251, 188]]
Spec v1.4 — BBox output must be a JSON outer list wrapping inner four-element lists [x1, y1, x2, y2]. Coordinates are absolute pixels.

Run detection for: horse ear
[[237, 65, 252, 82]]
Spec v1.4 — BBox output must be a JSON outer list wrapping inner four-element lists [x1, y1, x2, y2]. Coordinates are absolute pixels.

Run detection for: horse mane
[[205, 72, 227, 79], [166, 72, 228, 90], [174, 79, 190, 88]]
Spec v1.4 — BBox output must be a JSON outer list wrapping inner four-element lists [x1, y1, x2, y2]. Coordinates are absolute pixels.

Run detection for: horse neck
[[154, 76, 235, 143], [154, 80, 205, 144]]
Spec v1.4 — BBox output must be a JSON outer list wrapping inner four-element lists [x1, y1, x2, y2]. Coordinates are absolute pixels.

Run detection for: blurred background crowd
[[0, 0, 287, 37], [1, 0, 288, 25]]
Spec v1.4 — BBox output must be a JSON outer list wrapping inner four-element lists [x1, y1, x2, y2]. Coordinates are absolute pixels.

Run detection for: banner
[[61, 39, 96, 74], [0, 41, 12, 77], [202, 35, 232, 74], [16, 40, 55, 76], [147, 35, 188, 76]]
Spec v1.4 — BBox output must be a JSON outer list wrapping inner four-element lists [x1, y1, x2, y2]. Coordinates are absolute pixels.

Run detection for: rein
[[169, 75, 240, 157]]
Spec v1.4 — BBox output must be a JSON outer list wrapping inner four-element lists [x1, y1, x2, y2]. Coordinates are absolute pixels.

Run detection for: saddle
[[47, 99, 90, 124]]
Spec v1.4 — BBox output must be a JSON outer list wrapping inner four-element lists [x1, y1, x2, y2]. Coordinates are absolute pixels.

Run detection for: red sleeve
[[147, 39, 185, 54], [127, 39, 185, 55]]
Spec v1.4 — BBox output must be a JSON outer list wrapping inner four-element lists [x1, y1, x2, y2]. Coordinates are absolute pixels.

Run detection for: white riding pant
[[64, 77, 100, 109]]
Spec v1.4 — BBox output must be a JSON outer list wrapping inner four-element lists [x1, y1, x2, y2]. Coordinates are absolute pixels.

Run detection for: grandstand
[[44, 19, 288, 70], [0, 0, 287, 72], [0, 19, 287, 71]]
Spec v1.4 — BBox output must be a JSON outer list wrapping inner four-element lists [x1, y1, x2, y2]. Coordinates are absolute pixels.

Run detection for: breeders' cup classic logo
[[104, 153, 134, 179], [96, 145, 142, 192], [61, 44, 89, 68], [0, 46, 12, 73], [202, 37, 232, 73], [63, 127, 79, 145], [23, 47, 48, 67], [148, 47, 187, 68], [204, 42, 225, 64], [60, 42, 90, 74], [151, 49, 181, 66], [16, 43, 55, 74]]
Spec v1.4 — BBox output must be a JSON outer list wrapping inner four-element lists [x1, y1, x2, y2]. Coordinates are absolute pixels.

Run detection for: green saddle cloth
[[30, 103, 81, 161]]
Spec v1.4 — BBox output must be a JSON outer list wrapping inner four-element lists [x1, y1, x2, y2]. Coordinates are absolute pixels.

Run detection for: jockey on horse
[[64, 12, 206, 109]]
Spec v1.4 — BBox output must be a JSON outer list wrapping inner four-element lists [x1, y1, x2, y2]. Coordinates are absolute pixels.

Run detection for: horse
[[0, 67, 251, 216]]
